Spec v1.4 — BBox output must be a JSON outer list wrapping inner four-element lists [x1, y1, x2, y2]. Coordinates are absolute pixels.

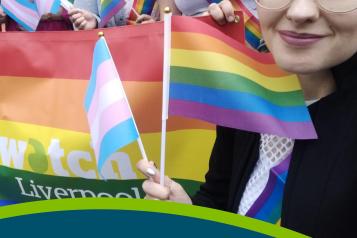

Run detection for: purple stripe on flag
[[245, 153, 292, 217], [93, 98, 133, 154], [99, 0, 126, 27], [169, 100, 317, 139], [246, 172, 278, 217], [274, 154, 292, 175]]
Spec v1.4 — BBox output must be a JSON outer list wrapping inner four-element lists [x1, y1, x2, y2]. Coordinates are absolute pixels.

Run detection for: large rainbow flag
[[0, 18, 241, 205], [99, 0, 126, 27], [169, 16, 317, 139]]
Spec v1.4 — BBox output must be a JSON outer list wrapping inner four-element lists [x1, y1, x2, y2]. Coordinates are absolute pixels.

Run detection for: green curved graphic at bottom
[[0, 198, 308, 237]]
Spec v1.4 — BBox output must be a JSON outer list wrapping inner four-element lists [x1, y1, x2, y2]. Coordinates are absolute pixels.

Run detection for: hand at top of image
[[208, 0, 235, 25], [68, 8, 98, 30]]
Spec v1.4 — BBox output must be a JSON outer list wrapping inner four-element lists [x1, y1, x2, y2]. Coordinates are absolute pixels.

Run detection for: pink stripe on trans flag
[[35, 0, 60, 16], [86, 59, 134, 150], [87, 60, 124, 124], [89, 92, 132, 147], [2, 0, 40, 29], [35, 0, 53, 15], [92, 98, 132, 158]]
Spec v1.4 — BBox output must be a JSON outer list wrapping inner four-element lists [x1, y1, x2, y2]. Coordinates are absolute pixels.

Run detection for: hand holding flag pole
[[160, 7, 172, 186], [131, 6, 140, 19], [85, 31, 148, 176]]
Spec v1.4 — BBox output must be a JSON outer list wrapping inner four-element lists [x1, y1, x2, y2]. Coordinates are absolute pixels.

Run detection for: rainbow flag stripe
[[85, 37, 139, 171], [169, 16, 317, 139], [99, 0, 126, 27], [34, 0, 61, 16], [128, 0, 156, 23], [246, 154, 292, 224], [132, 0, 156, 15], [0, 0, 40, 31], [232, 0, 262, 49]]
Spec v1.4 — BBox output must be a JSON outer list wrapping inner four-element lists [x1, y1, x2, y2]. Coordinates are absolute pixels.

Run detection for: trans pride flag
[[1, 0, 61, 31], [169, 16, 317, 139], [0, 0, 40, 31], [99, 0, 126, 27], [34, 0, 61, 16], [85, 36, 139, 171]]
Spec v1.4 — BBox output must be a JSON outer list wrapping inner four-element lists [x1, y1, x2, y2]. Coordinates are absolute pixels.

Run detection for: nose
[[286, 0, 320, 25]]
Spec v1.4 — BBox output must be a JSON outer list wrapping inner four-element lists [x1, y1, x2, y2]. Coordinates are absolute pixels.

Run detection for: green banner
[[0, 166, 201, 203]]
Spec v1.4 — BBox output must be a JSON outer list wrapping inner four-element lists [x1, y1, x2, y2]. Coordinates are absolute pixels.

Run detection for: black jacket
[[192, 54, 357, 237]]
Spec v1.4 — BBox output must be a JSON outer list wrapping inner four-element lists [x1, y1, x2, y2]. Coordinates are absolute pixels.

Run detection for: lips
[[279, 30, 326, 47]]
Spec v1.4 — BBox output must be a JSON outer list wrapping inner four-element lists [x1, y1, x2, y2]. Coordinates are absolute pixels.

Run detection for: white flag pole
[[160, 7, 172, 186], [98, 32, 149, 162], [60, 0, 73, 11]]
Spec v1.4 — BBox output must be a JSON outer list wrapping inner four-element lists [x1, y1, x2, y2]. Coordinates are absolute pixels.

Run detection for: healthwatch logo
[[0, 136, 138, 180]]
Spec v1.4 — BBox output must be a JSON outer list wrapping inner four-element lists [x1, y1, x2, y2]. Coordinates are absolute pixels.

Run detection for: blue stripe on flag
[[245, 28, 261, 49], [170, 83, 310, 122], [100, 0, 123, 18], [17, 0, 38, 11], [97, 118, 139, 170], [141, 0, 155, 15], [84, 38, 112, 111], [50, 0, 62, 14], [2, 6, 36, 31], [254, 178, 284, 223]]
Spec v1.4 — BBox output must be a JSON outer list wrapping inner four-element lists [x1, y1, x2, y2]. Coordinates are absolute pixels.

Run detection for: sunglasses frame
[[254, 0, 357, 14]]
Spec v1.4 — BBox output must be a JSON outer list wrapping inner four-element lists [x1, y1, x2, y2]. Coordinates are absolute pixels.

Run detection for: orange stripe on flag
[[172, 32, 286, 77], [0, 76, 213, 133]]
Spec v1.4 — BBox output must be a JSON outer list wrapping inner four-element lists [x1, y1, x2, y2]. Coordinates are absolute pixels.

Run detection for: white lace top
[[237, 99, 318, 215], [238, 134, 294, 215]]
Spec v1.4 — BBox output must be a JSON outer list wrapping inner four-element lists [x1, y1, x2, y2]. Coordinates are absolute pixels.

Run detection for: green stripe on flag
[[171, 66, 304, 107]]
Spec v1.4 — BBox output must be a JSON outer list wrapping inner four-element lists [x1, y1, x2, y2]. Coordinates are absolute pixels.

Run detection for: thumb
[[137, 159, 161, 182]]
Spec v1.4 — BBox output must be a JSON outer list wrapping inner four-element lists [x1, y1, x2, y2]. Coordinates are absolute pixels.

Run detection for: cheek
[[324, 15, 357, 65], [256, 8, 283, 51]]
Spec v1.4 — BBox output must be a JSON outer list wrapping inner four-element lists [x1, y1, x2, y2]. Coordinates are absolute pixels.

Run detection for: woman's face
[[257, 0, 357, 74]]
